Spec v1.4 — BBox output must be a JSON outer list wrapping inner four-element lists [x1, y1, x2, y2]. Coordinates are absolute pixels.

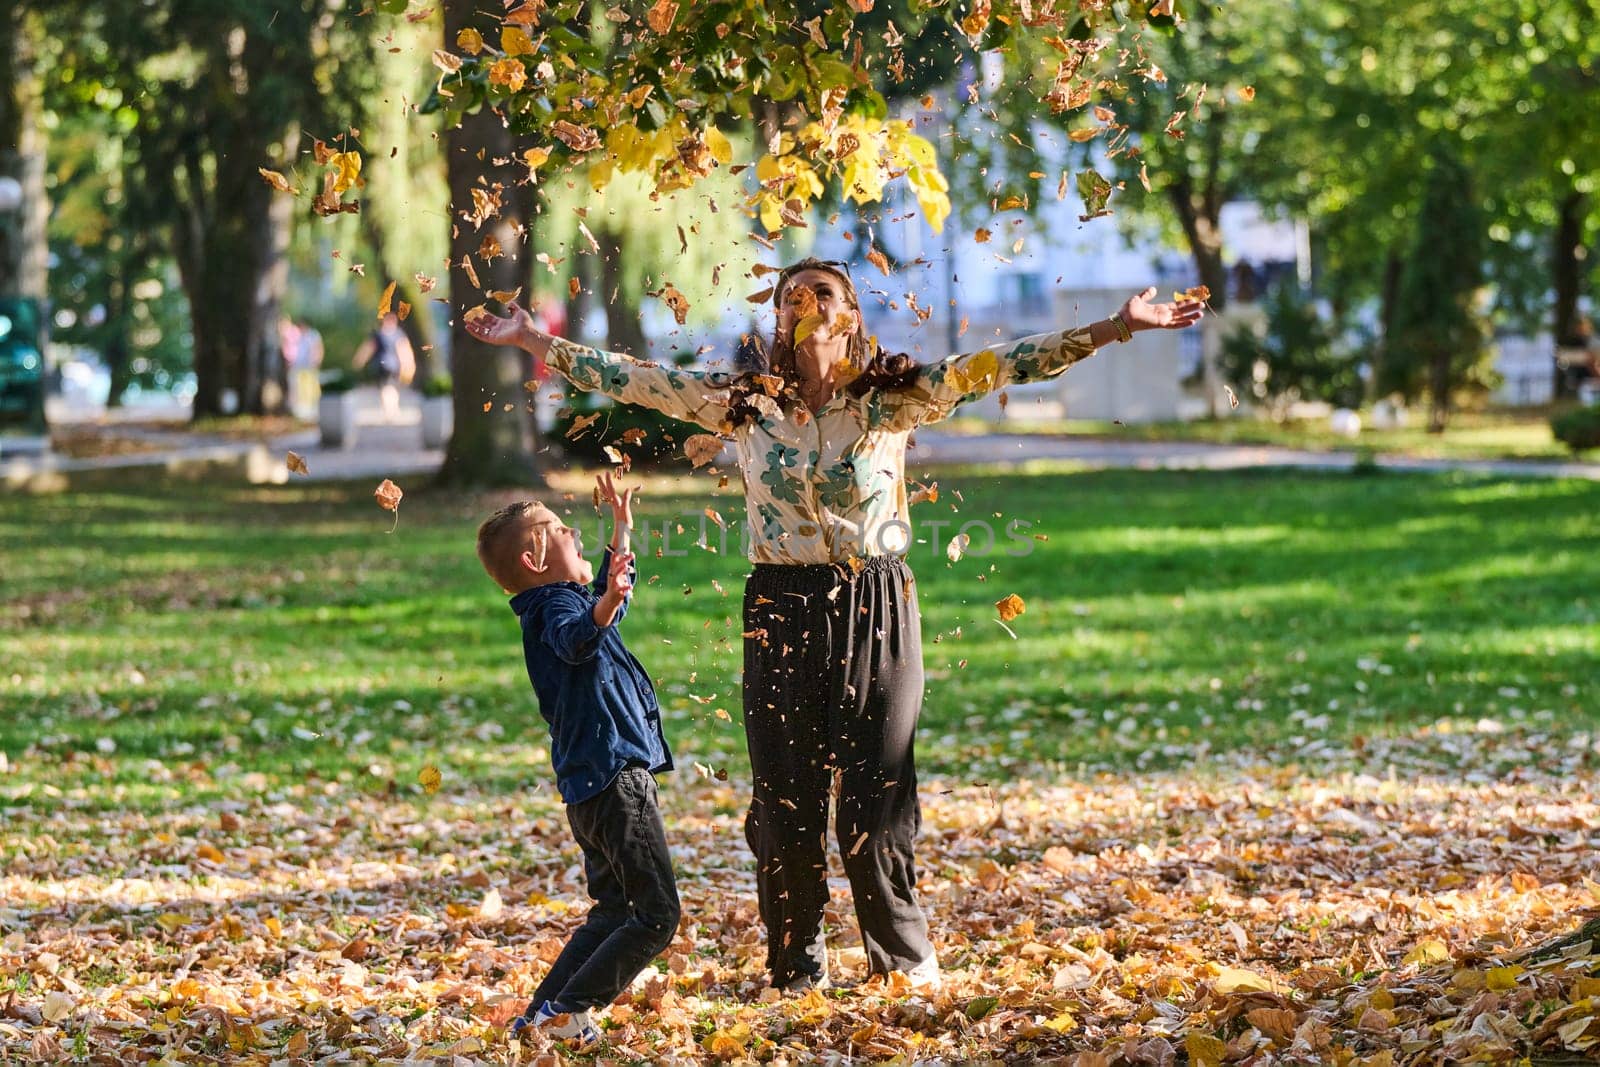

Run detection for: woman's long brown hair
[[726, 257, 919, 429]]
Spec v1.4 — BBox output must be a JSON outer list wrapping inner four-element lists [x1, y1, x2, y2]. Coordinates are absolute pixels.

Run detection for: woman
[[467, 260, 1204, 992]]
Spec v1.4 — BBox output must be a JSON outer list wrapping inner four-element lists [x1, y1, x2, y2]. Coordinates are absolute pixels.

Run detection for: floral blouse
[[544, 328, 1100, 565]]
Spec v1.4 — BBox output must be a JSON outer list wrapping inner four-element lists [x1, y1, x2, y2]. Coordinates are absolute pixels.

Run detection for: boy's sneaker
[[510, 1000, 600, 1046]]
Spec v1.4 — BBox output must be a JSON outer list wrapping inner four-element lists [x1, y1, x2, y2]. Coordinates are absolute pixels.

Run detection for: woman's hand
[[464, 300, 538, 349], [1119, 287, 1206, 333]]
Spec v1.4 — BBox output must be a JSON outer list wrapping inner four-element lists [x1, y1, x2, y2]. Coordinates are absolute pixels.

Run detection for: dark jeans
[[529, 766, 680, 1012], [742, 556, 934, 986]]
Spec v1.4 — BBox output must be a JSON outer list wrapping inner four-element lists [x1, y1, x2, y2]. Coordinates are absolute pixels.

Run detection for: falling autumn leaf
[[658, 283, 691, 325], [684, 434, 725, 468], [285, 451, 309, 476], [995, 593, 1025, 621], [566, 412, 602, 439], [646, 0, 677, 33], [374, 479, 403, 531], [377, 281, 396, 319], [257, 167, 297, 195]]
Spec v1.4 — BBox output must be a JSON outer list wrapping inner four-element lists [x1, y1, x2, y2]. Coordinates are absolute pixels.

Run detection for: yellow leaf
[[156, 912, 189, 933], [1486, 965, 1523, 991], [523, 146, 550, 171], [456, 27, 484, 54], [194, 842, 224, 864], [419, 764, 442, 794], [264, 916, 282, 938], [1043, 1010, 1077, 1033], [1185, 1032, 1227, 1067], [1212, 965, 1273, 994], [378, 281, 396, 319], [500, 26, 535, 56], [329, 151, 362, 194], [793, 313, 825, 345], [995, 593, 1025, 622], [1403, 939, 1450, 967], [705, 126, 732, 165]]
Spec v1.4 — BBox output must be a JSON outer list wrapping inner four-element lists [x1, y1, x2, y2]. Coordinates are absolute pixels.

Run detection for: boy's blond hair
[[476, 501, 547, 593]]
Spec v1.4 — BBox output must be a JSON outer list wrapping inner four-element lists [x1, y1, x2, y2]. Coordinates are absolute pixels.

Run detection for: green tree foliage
[[1385, 150, 1495, 430], [1219, 281, 1363, 418]]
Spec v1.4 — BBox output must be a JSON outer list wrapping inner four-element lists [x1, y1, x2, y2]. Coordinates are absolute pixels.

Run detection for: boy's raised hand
[[596, 471, 636, 531], [606, 550, 635, 598]]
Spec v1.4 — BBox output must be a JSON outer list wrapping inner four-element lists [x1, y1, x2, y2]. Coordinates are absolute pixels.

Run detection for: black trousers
[[742, 555, 934, 985], [530, 767, 681, 1012]]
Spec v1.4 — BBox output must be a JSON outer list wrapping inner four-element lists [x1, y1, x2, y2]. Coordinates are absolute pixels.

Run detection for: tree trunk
[[1428, 346, 1451, 433], [180, 124, 296, 420], [437, 1, 544, 487], [598, 227, 649, 357], [1167, 177, 1229, 314], [1372, 245, 1406, 401], [1552, 189, 1588, 399], [0, 8, 48, 304]]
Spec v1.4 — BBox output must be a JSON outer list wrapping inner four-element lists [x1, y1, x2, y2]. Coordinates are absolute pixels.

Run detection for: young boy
[[475, 472, 679, 1046]]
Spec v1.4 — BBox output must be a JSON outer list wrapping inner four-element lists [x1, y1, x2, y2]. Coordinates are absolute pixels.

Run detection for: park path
[[8, 389, 1599, 486]]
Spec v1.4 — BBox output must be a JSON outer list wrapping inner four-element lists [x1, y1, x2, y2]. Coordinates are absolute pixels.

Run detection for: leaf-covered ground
[[3, 466, 1599, 1062]]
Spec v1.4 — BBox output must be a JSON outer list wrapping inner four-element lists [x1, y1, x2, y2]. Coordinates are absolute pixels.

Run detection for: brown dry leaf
[[1224, 383, 1239, 409], [1239, 85, 1256, 101], [374, 479, 403, 532], [684, 434, 725, 468], [974, 227, 992, 243], [415, 272, 437, 294], [396, 300, 411, 321], [374, 478, 403, 512], [866, 248, 891, 275], [566, 413, 602, 439], [747, 285, 775, 303], [488, 287, 522, 304], [285, 451, 309, 476], [257, 167, 297, 195], [659, 284, 691, 325], [995, 593, 1025, 621], [646, 0, 677, 33], [551, 120, 601, 153]]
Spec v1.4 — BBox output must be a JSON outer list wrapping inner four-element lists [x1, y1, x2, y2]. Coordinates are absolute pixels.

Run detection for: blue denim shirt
[[509, 548, 672, 805]]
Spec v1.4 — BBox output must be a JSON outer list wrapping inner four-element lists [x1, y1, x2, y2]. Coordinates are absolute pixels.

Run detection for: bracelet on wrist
[[1109, 313, 1133, 343]]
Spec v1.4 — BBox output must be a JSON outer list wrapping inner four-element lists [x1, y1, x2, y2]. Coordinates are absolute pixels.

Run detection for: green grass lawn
[[4, 465, 1597, 816], [941, 408, 1576, 461]]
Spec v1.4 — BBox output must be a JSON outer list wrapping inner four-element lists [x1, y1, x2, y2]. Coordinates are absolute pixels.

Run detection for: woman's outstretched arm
[[466, 301, 734, 433], [881, 288, 1205, 428]]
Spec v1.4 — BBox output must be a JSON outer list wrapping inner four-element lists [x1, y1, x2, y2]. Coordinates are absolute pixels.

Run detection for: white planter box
[[319, 392, 358, 448], [421, 395, 453, 449]]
